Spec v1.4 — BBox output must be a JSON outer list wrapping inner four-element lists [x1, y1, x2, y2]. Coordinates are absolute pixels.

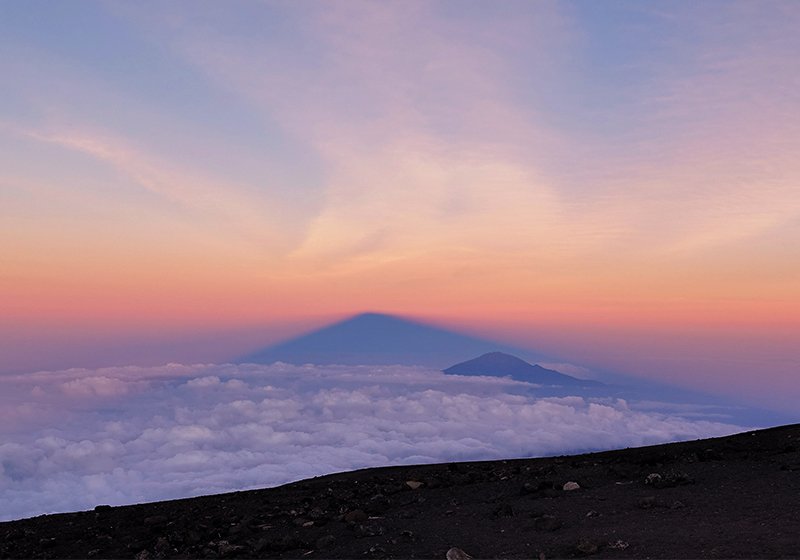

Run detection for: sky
[[1, 1, 799, 408], [0, 362, 745, 520]]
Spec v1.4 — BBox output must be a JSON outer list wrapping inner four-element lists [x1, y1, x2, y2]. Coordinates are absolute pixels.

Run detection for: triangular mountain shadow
[[237, 314, 794, 427], [443, 351, 602, 387], [238, 312, 544, 368]]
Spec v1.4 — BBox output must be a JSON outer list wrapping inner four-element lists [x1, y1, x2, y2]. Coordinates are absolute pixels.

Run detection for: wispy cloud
[[116, 1, 800, 271], [118, 2, 580, 267], [19, 125, 310, 254]]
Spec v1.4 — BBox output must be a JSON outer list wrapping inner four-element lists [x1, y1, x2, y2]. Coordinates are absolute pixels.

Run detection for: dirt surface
[[2, 424, 800, 559]]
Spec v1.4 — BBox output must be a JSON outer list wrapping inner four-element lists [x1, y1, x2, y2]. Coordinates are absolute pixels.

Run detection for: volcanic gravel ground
[[2, 424, 800, 559]]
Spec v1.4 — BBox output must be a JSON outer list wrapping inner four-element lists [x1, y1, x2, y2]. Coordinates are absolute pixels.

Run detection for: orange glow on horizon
[[1, 1, 799, 409]]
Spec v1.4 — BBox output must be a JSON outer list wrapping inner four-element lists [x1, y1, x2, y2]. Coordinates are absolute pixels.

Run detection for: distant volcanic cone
[[444, 351, 602, 387]]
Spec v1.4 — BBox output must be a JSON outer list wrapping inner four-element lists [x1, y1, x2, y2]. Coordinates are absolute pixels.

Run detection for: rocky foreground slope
[[2, 424, 799, 559]]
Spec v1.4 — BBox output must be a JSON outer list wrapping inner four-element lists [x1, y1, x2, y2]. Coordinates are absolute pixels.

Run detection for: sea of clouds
[[0, 362, 747, 521]]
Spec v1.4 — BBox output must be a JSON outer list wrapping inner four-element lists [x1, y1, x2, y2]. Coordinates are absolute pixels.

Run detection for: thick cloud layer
[[0, 363, 746, 521]]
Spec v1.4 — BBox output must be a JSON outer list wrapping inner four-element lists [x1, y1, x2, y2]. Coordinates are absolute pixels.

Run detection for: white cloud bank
[[0, 363, 746, 521]]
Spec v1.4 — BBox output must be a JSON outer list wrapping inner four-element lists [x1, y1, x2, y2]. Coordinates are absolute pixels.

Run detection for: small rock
[[563, 481, 581, 491], [217, 540, 246, 557], [154, 536, 171, 555], [406, 480, 424, 490], [608, 540, 629, 550], [344, 509, 368, 523], [144, 515, 168, 526], [367, 493, 392, 514], [427, 477, 442, 488], [134, 550, 152, 560], [39, 538, 57, 549], [585, 510, 600, 517], [576, 537, 601, 555], [446, 547, 473, 560], [637, 496, 657, 509], [645, 473, 663, 486], [400, 530, 414, 540], [4, 528, 24, 541], [645, 470, 693, 488], [671, 500, 686, 509], [355, 523, 384, 538], [308, 506, 327, 520], [533, 514, 562, 532], [94, 504, 112, 512], [699, 447, 723, 461], [491, 503, 514, 518], [315, 535, 336, 549], [252, 538, 269, 554]]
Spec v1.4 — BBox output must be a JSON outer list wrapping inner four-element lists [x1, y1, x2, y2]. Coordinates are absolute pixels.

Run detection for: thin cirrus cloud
[[19, 126, 302, 253], [120, 2, 575, 264], [111, 1, 800, 288], [4, 1, 797, 281], [0, 362, 746, 522]]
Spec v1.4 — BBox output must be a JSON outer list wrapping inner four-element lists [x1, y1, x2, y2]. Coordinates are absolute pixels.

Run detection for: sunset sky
[[2, 1, 799, 409]]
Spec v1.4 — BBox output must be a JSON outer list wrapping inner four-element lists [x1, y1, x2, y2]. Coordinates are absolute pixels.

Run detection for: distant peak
[[340, 312, 429, 327], [476, 351, 531, 363], [445, 351, 537, 372], [349, 312, 399, 320], [444, 351, 599, 387]]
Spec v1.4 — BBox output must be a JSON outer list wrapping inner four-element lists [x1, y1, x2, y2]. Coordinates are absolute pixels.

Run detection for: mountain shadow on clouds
[[238, 312, 543, 368], [236, 313, 795, 427], [444, 352, 603, 387]]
